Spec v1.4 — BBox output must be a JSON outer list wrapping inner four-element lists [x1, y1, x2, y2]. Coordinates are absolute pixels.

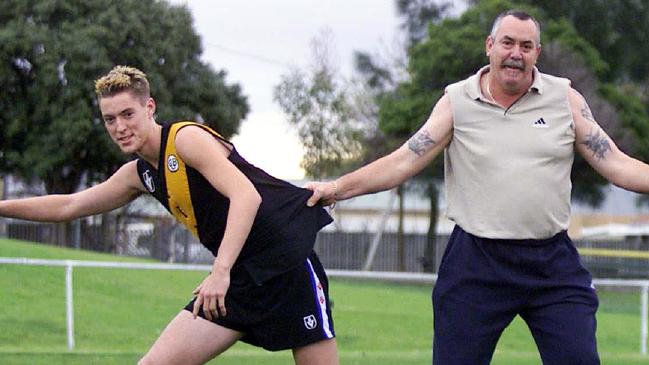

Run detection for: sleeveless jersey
[[136, 121, 333, 284], [444, 66, 575, 239]]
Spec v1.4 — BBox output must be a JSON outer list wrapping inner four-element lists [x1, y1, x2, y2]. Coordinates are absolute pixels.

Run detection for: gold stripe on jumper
[[164, 121, 224, 239]]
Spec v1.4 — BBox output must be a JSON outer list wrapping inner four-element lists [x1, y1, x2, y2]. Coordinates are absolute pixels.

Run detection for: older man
[[306, 10, 648, 365]]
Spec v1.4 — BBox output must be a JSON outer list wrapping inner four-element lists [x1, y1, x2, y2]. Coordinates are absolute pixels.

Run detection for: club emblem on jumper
[[142, 170, 155, 193], [303, 314, 317, 330], [167, 155, 179, 172]]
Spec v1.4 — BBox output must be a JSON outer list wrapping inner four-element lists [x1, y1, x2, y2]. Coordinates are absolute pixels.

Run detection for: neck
[[486, 73, 530, 108], [138, 122, 163, 166]]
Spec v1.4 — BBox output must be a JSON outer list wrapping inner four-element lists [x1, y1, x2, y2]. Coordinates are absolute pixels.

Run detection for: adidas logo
[[532, 118, 548, 128]]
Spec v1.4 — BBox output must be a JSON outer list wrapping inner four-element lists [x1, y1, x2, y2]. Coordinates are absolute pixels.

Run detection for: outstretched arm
[[571, 88, 649, 193], [0, 161, 144, 222], [306, 93, 453, 206]]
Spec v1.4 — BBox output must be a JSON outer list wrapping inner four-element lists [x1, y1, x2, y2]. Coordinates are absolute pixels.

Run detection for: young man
[[0, 66, 339, 365], [306, 10, 649, 365]]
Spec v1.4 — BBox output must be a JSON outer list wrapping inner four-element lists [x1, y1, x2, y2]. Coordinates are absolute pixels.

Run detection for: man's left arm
[[571, 87, 649, 193]]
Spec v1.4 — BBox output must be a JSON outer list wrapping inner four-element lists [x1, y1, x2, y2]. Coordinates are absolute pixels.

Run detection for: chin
[[119, 144, 139, 154]]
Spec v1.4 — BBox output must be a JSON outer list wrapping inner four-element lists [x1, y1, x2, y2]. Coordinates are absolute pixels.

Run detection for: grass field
[[1, 238, 649, 364]]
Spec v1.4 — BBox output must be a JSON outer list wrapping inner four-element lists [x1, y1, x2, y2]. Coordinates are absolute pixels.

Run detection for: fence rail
[[7, 219, 649, 277], [1, 256, 649, 355]]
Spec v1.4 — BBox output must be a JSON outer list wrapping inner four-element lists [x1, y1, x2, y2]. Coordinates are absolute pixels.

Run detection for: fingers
[[305, 182, 332, 207], [303, 181, 316, 190], [304, 182, 321, 207], [218, 297, 227, 317], [192, 295, 203, 319], [192, 274, 230, 321], [203, 296, 217, 321], [193, 290, 226, 321], [306, 191, 323, 207], [198, 295, 224, 321]]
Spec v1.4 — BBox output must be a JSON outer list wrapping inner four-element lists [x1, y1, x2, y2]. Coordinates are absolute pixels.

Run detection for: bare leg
[[138, 310, 243, 365], [292, 338, 339, 365]]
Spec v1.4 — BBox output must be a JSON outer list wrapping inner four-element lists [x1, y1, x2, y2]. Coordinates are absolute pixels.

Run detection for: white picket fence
[[1, 256, 648, 355]]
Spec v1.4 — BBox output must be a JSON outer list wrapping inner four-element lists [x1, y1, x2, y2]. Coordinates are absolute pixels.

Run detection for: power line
[[203, 41, 293, 69]]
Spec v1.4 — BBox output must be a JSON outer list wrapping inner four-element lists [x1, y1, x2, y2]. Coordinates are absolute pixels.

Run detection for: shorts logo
[[303, 314, 317, 330], [167, 155, 179, 172], [142, 170, 155, 193]]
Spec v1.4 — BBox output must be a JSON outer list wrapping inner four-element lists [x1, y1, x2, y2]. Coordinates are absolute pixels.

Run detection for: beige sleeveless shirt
[[444, 66, 575, 239]]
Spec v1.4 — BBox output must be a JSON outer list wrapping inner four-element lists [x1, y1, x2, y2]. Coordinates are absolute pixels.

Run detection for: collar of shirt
[[466, 65, 543, 101]]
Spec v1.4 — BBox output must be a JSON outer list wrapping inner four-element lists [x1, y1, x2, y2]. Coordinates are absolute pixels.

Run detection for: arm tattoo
[[580, 98, 597, 124], [581, 129, 611, 160], [407, 130, 436, 157]]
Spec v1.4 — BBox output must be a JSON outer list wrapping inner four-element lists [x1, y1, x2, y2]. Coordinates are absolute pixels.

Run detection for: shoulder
[[115, 160, 140, 176], [565, 86, 586, 109], [109, 160, 147, 193], [444, 76, 472, 95], [174, 124, 231, 168], [175, 123, 211, 142], [537, 70, 572, 89], [173, 123, 228, 147], [446, 66, 486, 95]]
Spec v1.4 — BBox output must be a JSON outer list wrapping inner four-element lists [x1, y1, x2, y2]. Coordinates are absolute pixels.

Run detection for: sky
[[169, 0, 403, 179]]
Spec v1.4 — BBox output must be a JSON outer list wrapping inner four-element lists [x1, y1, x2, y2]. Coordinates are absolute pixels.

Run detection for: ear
[[485, 35, 494, 57], [146, 97, 156, 118]]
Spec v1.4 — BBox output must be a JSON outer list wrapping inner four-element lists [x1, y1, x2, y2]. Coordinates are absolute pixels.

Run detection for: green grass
[[1, 238, 649, 364]]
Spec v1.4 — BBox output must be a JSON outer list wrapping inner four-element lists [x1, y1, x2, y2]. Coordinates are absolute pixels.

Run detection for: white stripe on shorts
[[306, 258, 334, 338]]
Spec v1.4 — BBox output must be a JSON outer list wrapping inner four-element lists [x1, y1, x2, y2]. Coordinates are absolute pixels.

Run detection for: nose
[[509, 45, 523, 59], [114, 117, 128, 132]]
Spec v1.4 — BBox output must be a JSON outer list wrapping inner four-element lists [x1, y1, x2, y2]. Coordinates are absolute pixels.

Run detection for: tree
[[274, 29, 364, 179], [0, 0, 249, 247], [396, 0, 453, 47], [511, 0, 649, 83], [0, 0, 248, 195]]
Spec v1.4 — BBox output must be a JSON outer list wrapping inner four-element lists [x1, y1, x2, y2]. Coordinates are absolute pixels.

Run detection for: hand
[[304, 180, 338, 207], [192, 268, 231, 321]]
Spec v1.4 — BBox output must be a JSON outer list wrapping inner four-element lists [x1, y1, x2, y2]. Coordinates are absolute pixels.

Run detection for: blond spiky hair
[[94, 65, 150, 101]]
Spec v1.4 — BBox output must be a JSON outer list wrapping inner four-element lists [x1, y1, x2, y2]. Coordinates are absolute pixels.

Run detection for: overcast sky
[[169, 0, 403, 179]]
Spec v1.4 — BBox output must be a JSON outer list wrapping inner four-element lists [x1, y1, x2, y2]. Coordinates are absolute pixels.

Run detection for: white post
[[363, 189, 397, 271], [641, 285, 648, 356], [66, 262, 75, 350]]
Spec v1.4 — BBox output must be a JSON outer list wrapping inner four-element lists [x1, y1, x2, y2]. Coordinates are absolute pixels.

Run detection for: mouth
[[501, 60, 525, 72], [117, 135, 133, 145]]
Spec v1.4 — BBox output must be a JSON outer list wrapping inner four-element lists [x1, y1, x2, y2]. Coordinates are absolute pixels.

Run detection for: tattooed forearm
[[581, 129, 611, 160], [407, 130, 436, 157]]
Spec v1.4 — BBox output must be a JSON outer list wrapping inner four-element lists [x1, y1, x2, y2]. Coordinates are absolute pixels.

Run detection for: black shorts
[[184, 251, 335, 351]]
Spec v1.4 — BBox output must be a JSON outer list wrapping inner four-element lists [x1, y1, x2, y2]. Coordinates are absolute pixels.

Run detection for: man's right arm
[[0, 161, 144, 222], [306, 93, 453, 206]]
